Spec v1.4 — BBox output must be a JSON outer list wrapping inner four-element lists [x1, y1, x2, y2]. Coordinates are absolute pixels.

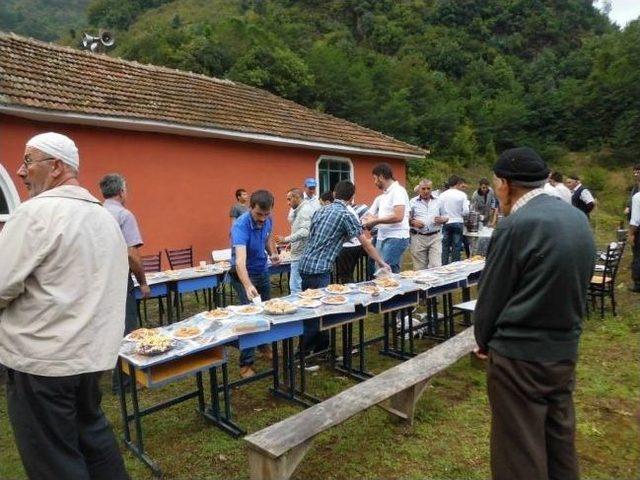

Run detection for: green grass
[[1, 157, 639, 479]]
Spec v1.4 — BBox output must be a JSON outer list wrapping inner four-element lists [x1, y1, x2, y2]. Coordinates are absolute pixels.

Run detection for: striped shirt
[[299, 200, 362, 275]]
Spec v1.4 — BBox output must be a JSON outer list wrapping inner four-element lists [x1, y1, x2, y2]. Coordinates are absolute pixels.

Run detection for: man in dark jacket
[[474, 147, 595, 480]]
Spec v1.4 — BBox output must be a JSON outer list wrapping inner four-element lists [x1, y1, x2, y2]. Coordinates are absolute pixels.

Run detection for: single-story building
[[0, 32, 426, 261]]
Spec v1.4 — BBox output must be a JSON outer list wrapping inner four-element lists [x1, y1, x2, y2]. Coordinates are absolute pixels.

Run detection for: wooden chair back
[[141, 252, 162, 273], [165, 246, 194, 270]]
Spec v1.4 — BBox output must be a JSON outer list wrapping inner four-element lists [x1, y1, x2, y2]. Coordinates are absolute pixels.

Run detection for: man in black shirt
[[474, 147, 595, 480]]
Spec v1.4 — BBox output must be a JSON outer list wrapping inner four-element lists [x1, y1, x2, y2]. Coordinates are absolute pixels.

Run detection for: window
[[0, 164, 20, 222], [317, 156, 353, 194]]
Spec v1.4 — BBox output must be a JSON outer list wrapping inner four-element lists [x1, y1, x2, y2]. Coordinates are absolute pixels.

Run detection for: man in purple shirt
[[100, 173, 150, 391]]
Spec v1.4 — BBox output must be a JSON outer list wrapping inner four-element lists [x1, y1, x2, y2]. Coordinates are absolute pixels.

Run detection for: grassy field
[[1, 159, 639, 479]]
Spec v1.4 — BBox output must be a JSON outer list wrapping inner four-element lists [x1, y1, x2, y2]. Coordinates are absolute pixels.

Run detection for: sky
[[598, 0, 640, 27]]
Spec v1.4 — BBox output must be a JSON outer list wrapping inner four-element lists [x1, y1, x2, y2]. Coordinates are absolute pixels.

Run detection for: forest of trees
[[2, 0, 638, 169]]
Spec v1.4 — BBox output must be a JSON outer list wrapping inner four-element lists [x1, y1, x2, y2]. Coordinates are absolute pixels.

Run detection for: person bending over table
[[230, 190, 280, 378], [298, 180, 390, 354]]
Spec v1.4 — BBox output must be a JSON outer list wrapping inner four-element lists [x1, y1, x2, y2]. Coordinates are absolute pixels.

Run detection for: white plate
[[230, 305, 264, 315], [146, 272, 166, 280], [294, 299, 322, 309], [201, 309, 234, 321], [170, 327, 203, 340], [324, 286, 352, 295], [321, 295, 349, 305], [297, 289, 325, 299]]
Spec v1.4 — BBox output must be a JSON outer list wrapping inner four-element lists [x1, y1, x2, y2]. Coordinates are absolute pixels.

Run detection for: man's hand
[[434, 215, 449, 225], [410, 219, 425, 228], [245, 284, 259, 300], [362, 218, 378, 229], [275, 235, 286, 244], [139, 284, 151, 299], [270, 253, 281, 265], [624, 207, 630, 215], [473, 347, 488, 360], [376, 260, 391, 273]]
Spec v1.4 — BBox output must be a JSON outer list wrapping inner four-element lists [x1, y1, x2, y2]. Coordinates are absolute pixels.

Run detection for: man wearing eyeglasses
[[0, 132, 130, 478]]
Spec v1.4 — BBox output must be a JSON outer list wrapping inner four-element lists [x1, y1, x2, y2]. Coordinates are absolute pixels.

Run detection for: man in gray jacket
[[276, 188, 320, 293], [0, 132, 129, 479], [474, 147, 595, 480]]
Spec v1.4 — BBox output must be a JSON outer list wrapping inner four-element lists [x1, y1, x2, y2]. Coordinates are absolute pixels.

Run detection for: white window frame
[[0, 163, 20, 222], [315, 155, 354, 194]]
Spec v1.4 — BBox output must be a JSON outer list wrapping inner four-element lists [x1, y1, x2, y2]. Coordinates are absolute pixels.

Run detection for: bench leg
[[385, 379, 430, 426], [248, 440, 312, 480]]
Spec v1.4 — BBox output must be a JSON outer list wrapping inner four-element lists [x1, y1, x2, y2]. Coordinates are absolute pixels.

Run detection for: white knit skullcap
[[26, 132, 79, 170]]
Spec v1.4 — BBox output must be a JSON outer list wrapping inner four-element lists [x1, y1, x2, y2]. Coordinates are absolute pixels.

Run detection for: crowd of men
[[0, 131, 636, 480]]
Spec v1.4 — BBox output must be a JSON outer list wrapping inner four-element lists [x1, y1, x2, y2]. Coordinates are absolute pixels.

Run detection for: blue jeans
[[377, 237, 410, 273], [289, 261, 302, 294], [231, 271, 271, 367], [300, 271, 332, 353], [441, 223, 463, 265]]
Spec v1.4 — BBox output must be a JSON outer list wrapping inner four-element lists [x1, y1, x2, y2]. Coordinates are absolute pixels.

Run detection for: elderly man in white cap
[[0, 132, 130, 479]]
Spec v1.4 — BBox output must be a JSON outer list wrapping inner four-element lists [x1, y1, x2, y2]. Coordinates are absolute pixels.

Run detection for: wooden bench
[[244, 327, 477, 480]]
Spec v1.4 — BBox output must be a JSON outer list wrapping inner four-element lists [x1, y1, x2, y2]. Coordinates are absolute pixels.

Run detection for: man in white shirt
[[409, 179, 448, 270], [437, 175, 470, 264], [629, 187, 640, 292], [0, 133, 129, 479], [547, 172, 572, 203], [362, 163, 411, 273]]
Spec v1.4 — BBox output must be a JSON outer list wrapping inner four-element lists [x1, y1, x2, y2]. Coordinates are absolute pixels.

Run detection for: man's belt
[[410, 229, 440, 236]]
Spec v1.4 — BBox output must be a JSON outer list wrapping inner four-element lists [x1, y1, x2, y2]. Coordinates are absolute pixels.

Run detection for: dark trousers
[[6, 369, 129, 480], [441, 223, 463, 264], [487, 350, 579, 480], [336, 245, 363, 283], [300, 271, 331, 353], [231, 271, 271, 366], [112, 288, 139, 392], [632, 236, 640, 284]]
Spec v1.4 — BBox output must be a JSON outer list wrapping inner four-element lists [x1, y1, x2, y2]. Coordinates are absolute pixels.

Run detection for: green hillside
[[0, 0, 90, 41]]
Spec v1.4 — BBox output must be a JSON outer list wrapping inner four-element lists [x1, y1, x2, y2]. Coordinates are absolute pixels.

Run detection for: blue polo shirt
[[230, 211, 272, 275]]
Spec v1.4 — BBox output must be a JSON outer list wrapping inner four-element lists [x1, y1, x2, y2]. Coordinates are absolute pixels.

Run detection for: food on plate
[[125, 328, 158, 342], [214, 261, 231, 270], [298, 289, 325, 299], [237, 305, 263, 315], [321, 295, 348, 305], [264, 299, 297, 315], [373, 277, 401, 289], [278, 250, 292, 262], [135, 335, 173, 356], [399, 270, 419, 278], [325, 284, 351, 294], [202, 308, 233, 320], [464, 255, 485, 262], [294, 298, 322, 308], [358, 284, 382, 296], [414, 275, 438, 284], [163, 269, 181, 277], [172, 326, 202, 339]]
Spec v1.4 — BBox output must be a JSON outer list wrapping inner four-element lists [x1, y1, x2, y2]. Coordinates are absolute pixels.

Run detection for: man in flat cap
[[0, 132, 130, 478], [474, 147, 595, 480]]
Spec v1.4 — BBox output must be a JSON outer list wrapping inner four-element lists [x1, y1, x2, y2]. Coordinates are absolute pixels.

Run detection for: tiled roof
[[0, 32, 426, 158]]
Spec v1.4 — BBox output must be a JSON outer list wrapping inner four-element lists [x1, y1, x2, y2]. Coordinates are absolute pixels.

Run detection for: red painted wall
[[1, 114, 407, 263]]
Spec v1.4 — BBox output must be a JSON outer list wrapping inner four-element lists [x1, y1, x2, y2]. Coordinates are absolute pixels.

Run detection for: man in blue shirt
[[230, 190, 280, 378], [299, 181, 389, 353]]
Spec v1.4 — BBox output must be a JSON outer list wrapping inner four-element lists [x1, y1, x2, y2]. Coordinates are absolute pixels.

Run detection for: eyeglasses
[[22, 155, 56, 168]]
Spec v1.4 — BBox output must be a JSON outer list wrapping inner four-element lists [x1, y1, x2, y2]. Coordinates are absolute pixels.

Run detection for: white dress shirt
[[436, 188, 469, 224], [630, 191, 640, 227], [409, 195, 442, 234]]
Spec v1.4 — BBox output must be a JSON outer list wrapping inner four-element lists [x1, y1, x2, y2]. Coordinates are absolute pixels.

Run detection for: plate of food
[[358, 284, 382, 296], [214, 261, 231, 270], [233, 305, 264, 316], [325, 284, 352, 294], [294, 298, 322, 308], [202, 308, 234, 320], [135, 334, 174, 356], [263, 299, 297, 315], [146, 272, 166, 280], [163, 269, 182, 278], [321, 295, 348, 305], [125, 328, 160, 342], [171, 326, 203, 340], [414, 274, 439, 284], [298, 288, 325, 299], [373, 277, 401, 289], [399, 270, 419, 278]]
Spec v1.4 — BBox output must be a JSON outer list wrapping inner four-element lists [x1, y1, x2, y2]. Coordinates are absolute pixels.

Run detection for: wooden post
[[248, 440, 312, 480], [387, 379, 430, 425]]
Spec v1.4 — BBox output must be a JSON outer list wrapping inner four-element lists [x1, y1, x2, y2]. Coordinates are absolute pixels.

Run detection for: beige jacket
[[0, 185, 128, 376]]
